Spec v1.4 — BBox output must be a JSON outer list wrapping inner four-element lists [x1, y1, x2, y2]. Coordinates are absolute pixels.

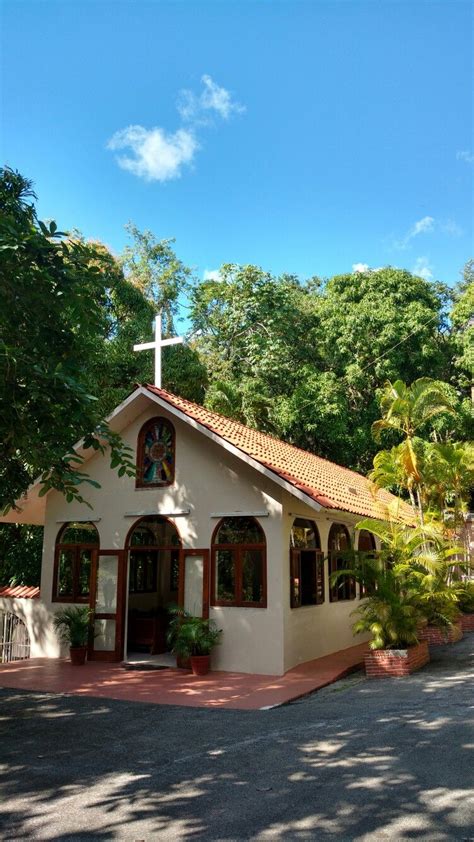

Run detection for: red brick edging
[[418, 620, 463, 646], [364, 641, 430, 679], [461, 613, 474, 633]]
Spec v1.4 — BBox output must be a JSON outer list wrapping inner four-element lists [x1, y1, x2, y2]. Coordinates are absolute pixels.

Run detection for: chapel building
[[0, 384, 413, 675]]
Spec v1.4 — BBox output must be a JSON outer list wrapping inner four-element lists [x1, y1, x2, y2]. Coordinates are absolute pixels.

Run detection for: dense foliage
[[0, 167, 472, 585], [0, 169, 136, 512], [192, 263, 471, 472]]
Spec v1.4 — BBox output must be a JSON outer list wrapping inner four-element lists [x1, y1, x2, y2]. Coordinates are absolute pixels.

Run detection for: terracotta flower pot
[[190, 655, 210, 676], [70, 646, 87, 665]]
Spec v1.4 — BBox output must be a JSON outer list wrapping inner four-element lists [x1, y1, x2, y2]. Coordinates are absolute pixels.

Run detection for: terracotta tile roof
[[145, 385, 414, 523], [0, 585, 40, 599]]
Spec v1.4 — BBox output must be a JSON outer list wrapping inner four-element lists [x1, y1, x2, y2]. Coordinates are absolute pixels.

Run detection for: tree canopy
[[1, 166, 472, 585], [191, 264, 468, 471]]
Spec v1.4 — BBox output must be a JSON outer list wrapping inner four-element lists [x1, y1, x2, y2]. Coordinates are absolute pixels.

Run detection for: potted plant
[[405, 535, 466, 645], [352, 568, 429, 678], [415, 583, 463, 645], [331, 524, 429, 678], [53, 605, 92, 665], [167, 607, 222, 676]]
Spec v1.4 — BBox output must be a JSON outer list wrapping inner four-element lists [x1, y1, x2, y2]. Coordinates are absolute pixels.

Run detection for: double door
[[88, 548, 209, 661]]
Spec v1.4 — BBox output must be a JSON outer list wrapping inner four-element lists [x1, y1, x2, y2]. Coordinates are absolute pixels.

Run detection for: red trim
[[88, 549, 126, 663], [124, 515, 182, 549], [178, 549, 210, 619], [328, 523, 356, 602], [210, 517, 267, 608], [0, 585, 40, 599]]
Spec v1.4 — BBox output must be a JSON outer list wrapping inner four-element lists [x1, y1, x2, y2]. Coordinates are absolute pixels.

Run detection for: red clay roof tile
[[0, 585, 40, 599], [145, 385, 414, 523]]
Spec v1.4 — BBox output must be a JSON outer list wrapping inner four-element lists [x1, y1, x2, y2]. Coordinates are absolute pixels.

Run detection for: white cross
[[133, 313, 183, 388]]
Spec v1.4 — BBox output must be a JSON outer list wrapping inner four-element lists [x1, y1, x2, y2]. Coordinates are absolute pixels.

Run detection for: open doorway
[[125, 516, 181, 666]]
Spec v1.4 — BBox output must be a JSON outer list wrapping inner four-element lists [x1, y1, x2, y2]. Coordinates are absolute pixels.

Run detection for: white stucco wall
[[281, 492, 371, 673], [27, 398, 381, 675], [39, 403, 286, 674], [0, 596, 59, 658]]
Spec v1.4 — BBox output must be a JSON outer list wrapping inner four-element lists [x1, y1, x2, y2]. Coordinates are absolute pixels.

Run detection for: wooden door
[[88, 549, 126, 661], [178, 549, 210, 619]]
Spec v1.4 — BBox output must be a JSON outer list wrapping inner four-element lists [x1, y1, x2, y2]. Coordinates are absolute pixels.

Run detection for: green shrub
[[53, 606, 91, 648]]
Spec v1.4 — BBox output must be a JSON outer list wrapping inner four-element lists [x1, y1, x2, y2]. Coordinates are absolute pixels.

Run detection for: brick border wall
[[418, 621, 463, 646], [364, 641, 430, 678], [461, 614, 474, 633]]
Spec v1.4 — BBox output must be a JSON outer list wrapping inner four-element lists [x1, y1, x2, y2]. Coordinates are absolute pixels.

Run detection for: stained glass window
[[137, 417, 175, 487]]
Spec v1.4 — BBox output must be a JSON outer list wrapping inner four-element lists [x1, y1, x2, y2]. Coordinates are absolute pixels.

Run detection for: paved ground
[[0, 642, 369, 709], [0, 637, 472, 841]]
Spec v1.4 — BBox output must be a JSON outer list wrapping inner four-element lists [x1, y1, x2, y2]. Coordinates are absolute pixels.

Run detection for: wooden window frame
[[289, 518, 324, 609], [290, 549, 325, 608], [135, 416, 176, 489], [125, 516, 182, 597], [52, 543, 98, 604], [358, 530, 378, 599], [211, 518, 267, 608], [328, 524, 356, 603]]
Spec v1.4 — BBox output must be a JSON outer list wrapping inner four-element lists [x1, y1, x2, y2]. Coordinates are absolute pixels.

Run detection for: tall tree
[[191, 265, 455, 470], [0, 168, 135, 513]]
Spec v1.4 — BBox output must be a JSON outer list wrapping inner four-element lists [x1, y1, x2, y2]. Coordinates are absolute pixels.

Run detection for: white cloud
[[412, 256, 433, 281], [106, 125, 197, 182], [178, 75, 245, 123], [352, 263, 384, 273], [203, 268, 221, 281], [396, 216, 435, 249], [108, 75, 245, 182], [410, 216, 435, 237], [456, 150, 474, 164]]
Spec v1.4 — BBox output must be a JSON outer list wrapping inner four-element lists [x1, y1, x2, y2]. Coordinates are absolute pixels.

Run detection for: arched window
[[289, 518, 324, 608], [53, 522, 99, 602], [358, 530, 376, 554], [211, 517, 266, 607], [328, 523, 355, 602], [126, 516, 181, 594], [136, 417, 175, 488], [358, 529, 377, 598]]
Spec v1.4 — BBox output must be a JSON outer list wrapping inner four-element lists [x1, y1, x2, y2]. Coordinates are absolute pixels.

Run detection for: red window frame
[[52, 523, 99, 603], [289, 518, 325, 608], [358, 530, 377, 598], [328, 523, 356, 602], [211, 517, 267, 608]]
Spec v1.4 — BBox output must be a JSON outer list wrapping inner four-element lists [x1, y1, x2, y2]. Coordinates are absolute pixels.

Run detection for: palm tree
[[371, 379, 454, 523], [424, 441, 474, 519], [354, 518, 465, 631]]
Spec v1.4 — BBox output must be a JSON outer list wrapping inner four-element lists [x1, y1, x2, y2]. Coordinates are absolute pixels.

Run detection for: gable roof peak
[[144, 384, 414, 523]]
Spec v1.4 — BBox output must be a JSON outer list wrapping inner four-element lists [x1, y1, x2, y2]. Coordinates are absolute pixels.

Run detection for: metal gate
[[0, 612, 30, 663]]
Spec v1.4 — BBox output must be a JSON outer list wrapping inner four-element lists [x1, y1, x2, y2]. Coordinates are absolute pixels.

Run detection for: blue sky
[[2, 0, 473, 302]]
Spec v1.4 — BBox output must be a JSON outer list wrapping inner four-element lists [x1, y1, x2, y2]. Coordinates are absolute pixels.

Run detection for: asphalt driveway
[[0, 637, 472, 841]]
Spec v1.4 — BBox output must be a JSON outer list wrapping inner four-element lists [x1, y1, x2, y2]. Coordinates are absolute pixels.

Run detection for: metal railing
[[0, 611, 30, 663]]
